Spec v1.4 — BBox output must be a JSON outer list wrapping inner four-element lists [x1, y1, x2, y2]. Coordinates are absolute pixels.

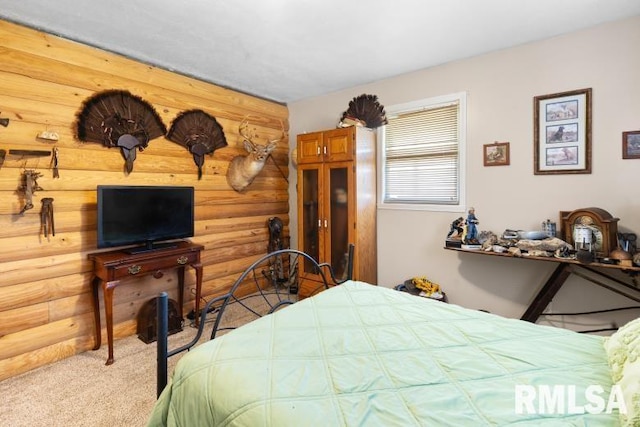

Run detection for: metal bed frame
[[155, 245, 354, 397]]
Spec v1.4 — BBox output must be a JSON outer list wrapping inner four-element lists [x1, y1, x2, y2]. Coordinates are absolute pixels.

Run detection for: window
[[378, 92, 466, 211]]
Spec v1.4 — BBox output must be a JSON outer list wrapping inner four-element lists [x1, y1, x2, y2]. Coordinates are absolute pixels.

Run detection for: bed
[[148, 252, 639, 427]]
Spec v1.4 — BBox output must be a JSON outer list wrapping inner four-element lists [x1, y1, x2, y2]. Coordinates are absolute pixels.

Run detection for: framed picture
[[622, 130, 640, 159], [533, 88, 592, 175], [483, 141, 510, 166]]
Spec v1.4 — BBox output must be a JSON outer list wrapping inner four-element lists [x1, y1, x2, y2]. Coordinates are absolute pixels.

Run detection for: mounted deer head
[[226, 117, 284, 192]]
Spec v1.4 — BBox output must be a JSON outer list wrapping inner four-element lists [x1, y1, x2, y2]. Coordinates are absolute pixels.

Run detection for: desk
[[445, 247, 640, 323], [89, 241, 203, 365]]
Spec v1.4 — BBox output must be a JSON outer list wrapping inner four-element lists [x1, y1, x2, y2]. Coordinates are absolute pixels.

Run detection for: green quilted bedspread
[[148, 281, 620, 426]]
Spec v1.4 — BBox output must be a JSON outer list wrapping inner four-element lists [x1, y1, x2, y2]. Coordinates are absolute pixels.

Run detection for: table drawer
[[111, 252, 198, 279]]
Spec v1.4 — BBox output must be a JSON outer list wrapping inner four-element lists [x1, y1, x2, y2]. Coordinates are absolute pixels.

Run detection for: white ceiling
[[1, 0, 639, 104]]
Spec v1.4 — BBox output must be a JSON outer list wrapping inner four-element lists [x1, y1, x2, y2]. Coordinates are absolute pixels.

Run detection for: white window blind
[[383, 98, 461, 206]]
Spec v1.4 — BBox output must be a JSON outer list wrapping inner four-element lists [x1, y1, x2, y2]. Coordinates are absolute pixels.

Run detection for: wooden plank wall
[[0, 20, 289, 381]]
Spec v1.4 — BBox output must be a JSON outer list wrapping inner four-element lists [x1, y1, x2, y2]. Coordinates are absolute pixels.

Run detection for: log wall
[[0, 20, 289, 380]]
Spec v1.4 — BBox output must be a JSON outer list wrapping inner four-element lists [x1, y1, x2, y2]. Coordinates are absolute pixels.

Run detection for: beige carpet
[[1, 291, 282, 427], [0, 324, 211, 427]]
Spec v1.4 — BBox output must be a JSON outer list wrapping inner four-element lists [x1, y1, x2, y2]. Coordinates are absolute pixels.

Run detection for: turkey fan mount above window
[[76, 90, 167, 174], [166, 109, 228, 179], [339, 94, 388, 129]]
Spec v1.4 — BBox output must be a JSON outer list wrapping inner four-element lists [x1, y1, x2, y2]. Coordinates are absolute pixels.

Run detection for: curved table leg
[[91, 276, 102, 351], [103, 280, 119, 365]]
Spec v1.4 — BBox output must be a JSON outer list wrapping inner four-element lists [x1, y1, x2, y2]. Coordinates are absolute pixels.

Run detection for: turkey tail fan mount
[[76, 90, 167, 174], [340, 94, 388, 129], [166, 109, 228, 179]]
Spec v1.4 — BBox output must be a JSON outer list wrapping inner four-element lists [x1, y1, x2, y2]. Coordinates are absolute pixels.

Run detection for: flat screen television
[[97, 185, 195, 253]]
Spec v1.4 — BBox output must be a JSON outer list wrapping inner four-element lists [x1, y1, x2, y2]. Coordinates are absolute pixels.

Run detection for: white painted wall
[[288, 16, 640, 330]]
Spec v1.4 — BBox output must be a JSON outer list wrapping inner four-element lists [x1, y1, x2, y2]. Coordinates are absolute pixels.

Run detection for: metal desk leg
[[193, 262, 203, 327], [521, 263, 572, 322], [177, 266, 185, 319]]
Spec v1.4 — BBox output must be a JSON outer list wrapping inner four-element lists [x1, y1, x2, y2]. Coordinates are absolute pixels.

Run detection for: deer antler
[[238, 117, 256, 144], [239, 116, 286, 146], [269, 119, 286, 145]]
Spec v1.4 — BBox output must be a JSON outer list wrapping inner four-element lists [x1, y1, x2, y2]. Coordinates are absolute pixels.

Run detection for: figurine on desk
[[445, 217, 465, 248], [465, 207, 480, 244], [447, 217, 465, 239], [445, 209, 480, 248]]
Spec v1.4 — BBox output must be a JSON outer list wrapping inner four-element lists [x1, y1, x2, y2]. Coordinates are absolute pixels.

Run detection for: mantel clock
[[561, 207, 619, 258]]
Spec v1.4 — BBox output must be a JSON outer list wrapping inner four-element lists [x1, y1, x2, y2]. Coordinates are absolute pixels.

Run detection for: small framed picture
[[483, 141, 510, 166], [622, 130, 640, 159]]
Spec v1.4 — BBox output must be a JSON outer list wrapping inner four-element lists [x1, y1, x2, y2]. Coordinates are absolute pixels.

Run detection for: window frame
[[377, 92, 467, 213]]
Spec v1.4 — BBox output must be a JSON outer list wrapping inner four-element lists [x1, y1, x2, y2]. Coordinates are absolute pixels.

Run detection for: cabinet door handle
[[128, 265, 142, 275], [316, 146, 321, 156], [318, 219, 322, 228], [323, 146, 327, 155], [324, 219, 328, 228], [177, 256, 189, 265]]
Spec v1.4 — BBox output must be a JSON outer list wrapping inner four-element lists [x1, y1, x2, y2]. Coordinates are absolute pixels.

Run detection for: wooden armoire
[[296, 126, 377, 297]]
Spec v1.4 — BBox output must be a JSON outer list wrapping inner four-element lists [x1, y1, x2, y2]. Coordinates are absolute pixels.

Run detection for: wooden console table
[[445, 247, 640, 323], [89, 241, 203, 365]]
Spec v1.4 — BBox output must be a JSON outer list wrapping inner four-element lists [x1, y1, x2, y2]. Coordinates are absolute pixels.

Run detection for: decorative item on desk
[[576, 248, 595, 264], [463, 207, 480, 244], [445, 239, 462, 248], [445, 216, 464, 248], [477, 230, 498, 251], [446, 217, 465, 239], [561, 208, 619, 258], [573, 224, 593, 252], [517, 237, 571, 254], [554, 246, 574, 259], [618, 232, 637, 255], [461, 243, 482, 250], [517, 230, 549, 240], [508, 247, 523, 257], [542, 219, 556, 238], [502, 229, 520, 240], [609, 246, 633, 267]]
